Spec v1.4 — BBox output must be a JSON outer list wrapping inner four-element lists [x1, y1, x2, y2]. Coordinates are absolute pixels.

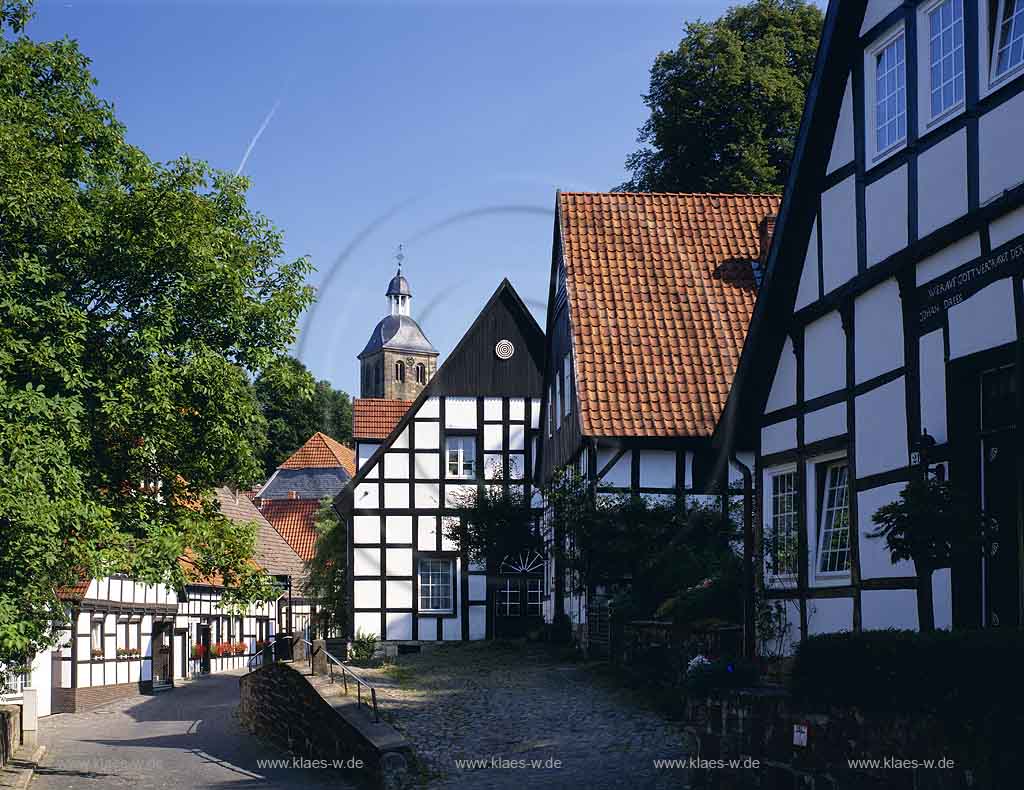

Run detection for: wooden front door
[[981, 364, 1021, 628], [199, 624, 211, 673], [494, 551, 544, 638], [152, 622, 172, 684]]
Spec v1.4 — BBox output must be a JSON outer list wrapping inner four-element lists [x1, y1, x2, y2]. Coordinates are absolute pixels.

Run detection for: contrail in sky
[[235, 99, 281, 176]]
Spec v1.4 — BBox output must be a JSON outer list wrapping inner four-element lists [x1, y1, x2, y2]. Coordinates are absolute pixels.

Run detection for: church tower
[[358, 252, 438, 400]]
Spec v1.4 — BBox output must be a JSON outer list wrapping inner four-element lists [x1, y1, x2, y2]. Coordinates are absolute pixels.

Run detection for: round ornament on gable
[[495, 339, 515, 360]]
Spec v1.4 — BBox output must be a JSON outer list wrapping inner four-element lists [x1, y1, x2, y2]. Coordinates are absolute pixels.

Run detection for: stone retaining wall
[[238, 661, 412, 790], [0, 704, 20, 769], [686, 687, 1018, 789]]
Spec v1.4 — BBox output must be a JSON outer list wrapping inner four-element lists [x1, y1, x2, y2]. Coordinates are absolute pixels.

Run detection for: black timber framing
[[338, 280, 544, 642]]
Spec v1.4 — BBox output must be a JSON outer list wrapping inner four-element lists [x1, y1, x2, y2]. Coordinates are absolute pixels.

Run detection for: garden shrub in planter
[[685, 654, 758, 697], [791, 629, 1024, 715], [349, 629, 377, 664]]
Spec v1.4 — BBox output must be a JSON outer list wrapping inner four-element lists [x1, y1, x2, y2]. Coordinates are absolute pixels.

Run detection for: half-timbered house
[[47, 577, 180, 713], [714, 0, 1024, 650], [537, 191, 779, 635], [335, 279, 545, 642]]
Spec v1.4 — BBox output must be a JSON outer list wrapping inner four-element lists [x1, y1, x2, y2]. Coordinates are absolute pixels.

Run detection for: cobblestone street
[[355, 641, 689, 789], [32, 670, 353, 789]]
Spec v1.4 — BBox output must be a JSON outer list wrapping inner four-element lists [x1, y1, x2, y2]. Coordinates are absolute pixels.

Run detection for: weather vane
[[395, 243, 405, 272]]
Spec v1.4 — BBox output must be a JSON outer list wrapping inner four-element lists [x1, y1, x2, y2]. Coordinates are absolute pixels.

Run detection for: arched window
[[415, 363, 426, 384], [395, 360, 405, 382]]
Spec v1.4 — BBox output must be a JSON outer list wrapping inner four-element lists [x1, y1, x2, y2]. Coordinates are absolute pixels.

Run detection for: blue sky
[[27, 0, 818, 396]]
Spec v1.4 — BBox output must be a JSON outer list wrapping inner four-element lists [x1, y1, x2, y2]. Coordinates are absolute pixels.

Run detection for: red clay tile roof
[[559, 191, 780, 438], [57, 579, 91, 600], [280, 432, 355, 477], [353, 399, 413, 440], [257, 499, 320, 562]]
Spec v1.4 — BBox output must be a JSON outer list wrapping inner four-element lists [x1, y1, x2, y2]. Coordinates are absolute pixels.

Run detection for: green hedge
[[791, 629, 1024, 715]]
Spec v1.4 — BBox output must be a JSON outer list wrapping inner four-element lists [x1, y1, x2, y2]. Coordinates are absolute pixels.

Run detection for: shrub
[[350, 629, 377, 662], [684, 655, 758, 697], [791, 629, 1024, 715]]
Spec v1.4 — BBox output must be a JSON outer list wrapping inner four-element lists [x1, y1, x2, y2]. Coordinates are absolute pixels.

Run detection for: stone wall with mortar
[[685, 688, 1019, 789], [0, 704, 21, 768], [238, 660, 413, 790]]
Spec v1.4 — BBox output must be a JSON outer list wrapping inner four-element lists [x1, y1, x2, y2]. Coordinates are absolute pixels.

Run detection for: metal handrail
[[292, 636, 380, 723]]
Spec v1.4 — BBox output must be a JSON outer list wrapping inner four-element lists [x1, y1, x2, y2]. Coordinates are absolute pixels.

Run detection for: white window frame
[[563, 354, 572, 416], [554, 374, 562, 429], [445, 435, 476, 480], [990, 0, 1024, 86], [547, 386, 554, 437], [764, 464, 800, 583], [814, 458, 852, 578], [865, 25, 908, 164], [418, 558, 455, 614], [90, 620, 103, 654], [496, 578, 521, 616], [526, 578, 543, 616], [918, 0, 966, 130]]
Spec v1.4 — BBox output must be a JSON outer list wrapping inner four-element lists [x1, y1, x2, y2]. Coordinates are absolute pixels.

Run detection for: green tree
[[0, 4, 311, 671], [253, 356, 352, 475], [446, 472, 539, 571], [870, 476, 997, 632], [305, 498, 348, 637], [620, 0, 823, 193]]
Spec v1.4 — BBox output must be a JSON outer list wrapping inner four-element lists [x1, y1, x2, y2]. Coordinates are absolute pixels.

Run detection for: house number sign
[[917, 233, 1024, 333]]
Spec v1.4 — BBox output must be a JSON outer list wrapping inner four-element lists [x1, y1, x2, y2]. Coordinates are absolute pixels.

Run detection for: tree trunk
[[915, 561, 935, 632]]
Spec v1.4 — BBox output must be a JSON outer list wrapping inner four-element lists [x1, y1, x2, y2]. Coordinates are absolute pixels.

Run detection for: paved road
[[32, 670, 355, 789], [355, 642, 690, 790]]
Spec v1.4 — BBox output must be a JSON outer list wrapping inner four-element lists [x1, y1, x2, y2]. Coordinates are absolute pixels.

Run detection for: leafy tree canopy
[[0, 3, 312, 667], [620, 0, 823, 193], [305, 498, 348, 636], [253, 356, 353, 476]]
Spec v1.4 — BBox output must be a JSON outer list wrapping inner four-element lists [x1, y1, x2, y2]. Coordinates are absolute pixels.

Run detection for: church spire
[[386, 244, 412, 316]]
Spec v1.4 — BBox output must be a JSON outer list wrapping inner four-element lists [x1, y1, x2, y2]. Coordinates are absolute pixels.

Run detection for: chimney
[[758, 215, 776, 265], [755, 214, 777, 287]]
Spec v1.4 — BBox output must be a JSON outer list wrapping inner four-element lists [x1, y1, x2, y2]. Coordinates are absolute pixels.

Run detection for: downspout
[[731, 453, 756, 660]]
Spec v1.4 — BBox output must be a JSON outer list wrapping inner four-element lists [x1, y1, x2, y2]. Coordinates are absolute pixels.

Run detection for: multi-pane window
[[90, 621, 103, 654], [415, 363, 426, 384], [994, 0, 1024, 78], [418, 558, 454, 612], [554, 374, 562, 429], [928, 0, 964, 117], [563, 355, 572, 416], [496, 578, 520, 616], [526, 578, 543, 616], [547, 386, 554, 437], [816, 462, 851, 574], [446, 436, 476, 479], [768, 471, 799, 577], [394, 360, 405, 383], [875, 32, 907, 154]]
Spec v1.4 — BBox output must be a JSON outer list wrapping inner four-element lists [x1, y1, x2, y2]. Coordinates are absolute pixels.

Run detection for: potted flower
[[90, 648, 104, 660], [129, 647, 141, 659], [191, 644, 206, 660], [234, 642, 246, 656], [116, 647, 127, 659]]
